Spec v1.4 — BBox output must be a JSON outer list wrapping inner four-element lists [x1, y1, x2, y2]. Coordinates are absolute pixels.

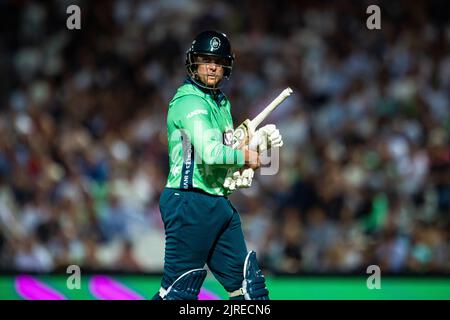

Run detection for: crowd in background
[[0, 0, 449, 274]]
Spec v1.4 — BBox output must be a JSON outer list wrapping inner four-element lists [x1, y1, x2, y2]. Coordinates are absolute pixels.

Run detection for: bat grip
[[248, 132, 259, 151]]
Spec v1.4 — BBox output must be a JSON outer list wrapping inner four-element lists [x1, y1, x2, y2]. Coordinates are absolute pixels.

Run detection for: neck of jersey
[[184, 77, 226, 106]]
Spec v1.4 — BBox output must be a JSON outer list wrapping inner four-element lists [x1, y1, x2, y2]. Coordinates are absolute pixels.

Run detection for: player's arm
[[170, 95, 256, 169]]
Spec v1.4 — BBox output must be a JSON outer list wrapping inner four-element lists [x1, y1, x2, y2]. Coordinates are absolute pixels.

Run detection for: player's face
[[195, 55, 225, 87]]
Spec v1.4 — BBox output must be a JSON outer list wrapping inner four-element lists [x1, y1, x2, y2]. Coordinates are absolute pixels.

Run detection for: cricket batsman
[[153, 30, 284, 300]]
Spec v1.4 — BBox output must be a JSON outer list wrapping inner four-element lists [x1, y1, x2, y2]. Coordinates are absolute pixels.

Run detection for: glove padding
[[224, 124, 283, 192], [223, 168, 254, 191], [249, 124, 283, 153]]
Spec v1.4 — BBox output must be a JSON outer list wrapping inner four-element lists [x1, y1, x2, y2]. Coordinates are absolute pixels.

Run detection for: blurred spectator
[[114, 240, 143, 272]]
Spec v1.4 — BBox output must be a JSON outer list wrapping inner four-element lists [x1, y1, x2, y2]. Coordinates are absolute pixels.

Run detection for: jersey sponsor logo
[[223, 129, 233, 146], [182, 145, 192, 189], [181, 131, 194, 190], [186, 109, 208, 119]]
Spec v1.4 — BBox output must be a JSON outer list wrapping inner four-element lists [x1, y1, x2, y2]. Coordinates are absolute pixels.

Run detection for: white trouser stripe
[[160, 268, 205, 299]]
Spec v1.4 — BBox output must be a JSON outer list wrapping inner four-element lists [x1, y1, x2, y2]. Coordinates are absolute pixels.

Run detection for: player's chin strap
[[159, 268, 207, 300], [228, 251, 269, 300]]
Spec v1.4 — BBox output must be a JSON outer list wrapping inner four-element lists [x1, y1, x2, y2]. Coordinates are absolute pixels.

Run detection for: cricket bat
[[232, 87, 293, 149]]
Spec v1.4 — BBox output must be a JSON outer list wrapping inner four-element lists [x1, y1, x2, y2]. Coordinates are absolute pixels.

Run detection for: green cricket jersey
[[165, 79, 245, 196]]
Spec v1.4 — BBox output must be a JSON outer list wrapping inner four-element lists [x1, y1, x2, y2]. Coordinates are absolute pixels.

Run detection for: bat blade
[[232, 87, 293, 150], [249, 87, 293, 129]]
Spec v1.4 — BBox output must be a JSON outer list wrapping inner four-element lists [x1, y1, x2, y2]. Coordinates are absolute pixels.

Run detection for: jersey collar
[[184, 77, 226, 106]]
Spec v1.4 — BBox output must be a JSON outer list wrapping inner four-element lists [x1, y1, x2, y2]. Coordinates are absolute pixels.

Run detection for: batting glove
[[223, 168, 254, 191], [249, 124, 283, 152]]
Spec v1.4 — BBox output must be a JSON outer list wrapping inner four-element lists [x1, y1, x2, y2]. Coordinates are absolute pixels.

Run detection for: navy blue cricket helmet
[[185, 30, 235, 79]]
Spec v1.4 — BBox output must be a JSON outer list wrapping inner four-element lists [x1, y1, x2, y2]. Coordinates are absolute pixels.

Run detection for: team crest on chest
[[223, 129, 233, 146]]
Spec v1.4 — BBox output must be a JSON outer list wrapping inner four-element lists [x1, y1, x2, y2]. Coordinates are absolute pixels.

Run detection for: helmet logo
[[210, 37, 221, 51]]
